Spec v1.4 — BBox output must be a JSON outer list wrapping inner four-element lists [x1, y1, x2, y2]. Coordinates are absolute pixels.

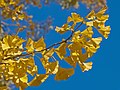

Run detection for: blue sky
[[13, 1, 120, 90]]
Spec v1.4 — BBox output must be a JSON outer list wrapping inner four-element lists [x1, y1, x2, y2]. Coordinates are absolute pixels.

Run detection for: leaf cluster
[[0, 5, 111, 90]]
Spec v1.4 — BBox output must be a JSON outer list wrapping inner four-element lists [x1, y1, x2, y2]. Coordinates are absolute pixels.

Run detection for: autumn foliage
[[0, 0, 110, 90]]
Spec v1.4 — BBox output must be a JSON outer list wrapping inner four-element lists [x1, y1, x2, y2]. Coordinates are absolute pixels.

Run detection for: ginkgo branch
[[3, 22, 83, 60]]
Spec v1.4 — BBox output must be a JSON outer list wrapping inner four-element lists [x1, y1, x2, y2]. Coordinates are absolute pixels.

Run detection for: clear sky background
[[13, 1, 120, 90]]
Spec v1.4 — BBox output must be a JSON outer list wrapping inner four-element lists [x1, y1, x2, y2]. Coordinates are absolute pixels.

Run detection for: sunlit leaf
[[96, 6, 108, 18], [34, 37, 46, 51], [81, 27, 93, 38], [78, 61, 93, 72], [91, 37, 102, 48], [55, 24, 69, 34], [86, 10, 95, 20], [26, 38, 34, 53], [67, 13, 83, 24], [44, 48, 55, 60], [98, 26, 111, 39], [55, 43, 67, 60], [45, 61, 59, 74]]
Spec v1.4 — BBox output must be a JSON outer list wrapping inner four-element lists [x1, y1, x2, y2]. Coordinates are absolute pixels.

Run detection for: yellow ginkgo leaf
[[81, 27, 93, 38], [68, 42, 82, 52], [29, 74, 49, 86], [34, 37, 46, 51], [27, 65, 38, 76], [19, 80, 28, 90], [93, 20, 105, 28], [18, 14, 25, 20], [64, 56, 76, 67], [67, 16, 73, 23], [98, 26, 111, 39], [91, 37, 102, 48], [44, 48, 55, 60], [78, 61, 93, 72], [55, 43, 66, 60], [80, 53, 88, 62], [55, 24, 68, 34], [67, 13, 83, 24], [26, 38, 34, 53], [97, 15, 109, 22], [96, 6, 108, 17], [71, 31, 82, 43], [86, 10, 95, 20], [84, 44, 97, 58], [45, 61, 59, 74], [20, 74, 28, 83], [1, 35, 25, 50], [86, 21, 93, 27], [40, 57, 49, 68], [55, 67, 74, 80], [27, 57, 35, 67]]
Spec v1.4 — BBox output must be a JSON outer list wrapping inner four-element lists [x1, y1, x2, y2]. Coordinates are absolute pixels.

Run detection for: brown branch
[[3, 22, 83, 60]]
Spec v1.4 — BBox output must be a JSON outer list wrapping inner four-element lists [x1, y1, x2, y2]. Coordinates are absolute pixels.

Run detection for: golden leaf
[[55, 24, 68, 34], [45, 61, 59, 74], [67, 16, 73, 23], [96, 6, 108, 18], [86, 21, 93, 27], [26, 38, 34, 53], [91, 37, 102, 48], [34, 37, 46, 51], [97, 15, 109, 22], [85, 44, 97, 57], [81, 27, 93, 38], [20, 74, 28, 83], [40, 57, 49, 68], [71, 30, 87, 44], [29, 74, 49, 86], [68, 42, 82, 52], [1, 35, 25, 50], [27, 65, 38, 76], [78, 61, 93, 72], [55, 43, 66, 60], [98, 26, 111, 39], [18, 13, 25, 20], [55, 67, 74, 80], [44, 48, 55, 60], [64, 56, 76, 67], [86, 10, 95, 20], [67, 13, 83, 24], [93, 20, 105, 28]]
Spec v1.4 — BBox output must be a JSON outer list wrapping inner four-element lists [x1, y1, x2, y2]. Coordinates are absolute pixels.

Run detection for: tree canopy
[[0, 0, 110, 90]]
